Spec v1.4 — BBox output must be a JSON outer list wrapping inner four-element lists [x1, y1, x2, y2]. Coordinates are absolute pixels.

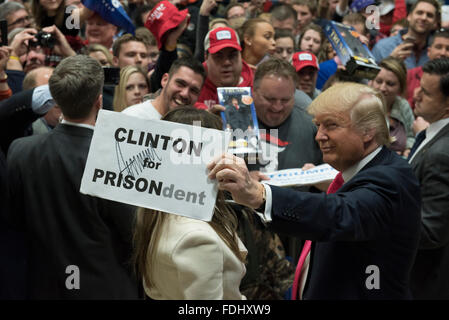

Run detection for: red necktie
[[291, 172, 344, 300]]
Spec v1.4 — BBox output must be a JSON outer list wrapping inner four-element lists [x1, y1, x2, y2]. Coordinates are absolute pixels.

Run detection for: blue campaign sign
[[82, 0, 135, 34]]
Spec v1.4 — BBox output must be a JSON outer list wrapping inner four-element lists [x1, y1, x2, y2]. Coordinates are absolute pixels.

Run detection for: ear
[[112, 56, 119, 67], [362, 127, 376, 143], [95, 94, 103, 111], [243, 35, 252, 47], [443, 95, 449, 112], [161, 73, 169, 88]]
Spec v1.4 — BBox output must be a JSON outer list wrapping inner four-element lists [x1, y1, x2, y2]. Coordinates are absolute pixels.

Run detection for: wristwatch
[[0, 73, 7, 83]]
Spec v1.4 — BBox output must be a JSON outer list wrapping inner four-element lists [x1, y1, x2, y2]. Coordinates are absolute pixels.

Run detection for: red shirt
[[195, 60, 254, 110]]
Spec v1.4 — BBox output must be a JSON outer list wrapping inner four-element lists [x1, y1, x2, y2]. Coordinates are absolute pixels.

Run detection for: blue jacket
[[269, 146, 421, 299]]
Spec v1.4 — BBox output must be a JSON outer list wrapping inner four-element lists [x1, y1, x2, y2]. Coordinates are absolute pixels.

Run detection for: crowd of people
[[1, 0, 449, 301]]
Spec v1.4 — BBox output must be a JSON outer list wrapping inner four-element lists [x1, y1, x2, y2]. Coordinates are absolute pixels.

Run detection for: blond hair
[[308, 82, 392, 146], [113, 66, 149, 112]]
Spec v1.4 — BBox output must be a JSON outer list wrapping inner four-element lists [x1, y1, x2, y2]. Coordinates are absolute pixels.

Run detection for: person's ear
[[112, 56, 119, 67], [161, 73, 169, 88], [362, 127, 376, 143], [244, 34, 252, 47], [96, 94, 103, 110]]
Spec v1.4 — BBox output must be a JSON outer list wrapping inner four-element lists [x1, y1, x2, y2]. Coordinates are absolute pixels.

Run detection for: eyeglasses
[[8, 16, 30, 28]]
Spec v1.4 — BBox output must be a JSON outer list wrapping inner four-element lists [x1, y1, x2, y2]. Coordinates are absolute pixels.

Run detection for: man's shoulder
[[360, 147, 415, 182], [294, 89, 312, 111], [372, 33, 402, 57], [408, 66, 423, 76], [374, 33, 402, 47], [425, 124, 449, 155], [7, 132, 50, 163], [290, 104, 314, 124], [122, 100, 161, 120]]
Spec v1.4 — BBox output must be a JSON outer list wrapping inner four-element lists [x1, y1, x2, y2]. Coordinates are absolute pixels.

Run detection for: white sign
[[266, 163, 338, 187], [80, 110, 231, 221]]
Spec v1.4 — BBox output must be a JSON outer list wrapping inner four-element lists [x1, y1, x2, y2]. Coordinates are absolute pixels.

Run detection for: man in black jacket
[[6, 55, 139, 299]]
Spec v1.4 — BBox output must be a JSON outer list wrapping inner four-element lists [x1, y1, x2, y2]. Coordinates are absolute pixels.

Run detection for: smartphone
[[103, 67, 120, 85], [0, 20, 8, 46]]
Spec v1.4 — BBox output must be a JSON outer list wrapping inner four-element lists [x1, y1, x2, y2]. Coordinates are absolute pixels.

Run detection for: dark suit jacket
[[225, 104, 253, 131], [410, 122, 449, 299], [6, 124, 140, 299], [0, 88, 38, 156], [0, 88, 41, 299], [268, 147, 421, 299]]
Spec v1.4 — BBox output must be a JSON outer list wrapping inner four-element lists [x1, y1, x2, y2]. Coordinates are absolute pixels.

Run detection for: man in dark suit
[[409, 58, 449, 299], [209, 82, 422, 299], [6, 55, 139, 299], [224, 97, 253, 131], [0, 85, 55, 299]]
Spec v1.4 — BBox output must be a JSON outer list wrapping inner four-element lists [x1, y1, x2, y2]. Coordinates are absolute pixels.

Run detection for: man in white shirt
[[208, 82, 421, 299], [123, 57, 206, 120], [408, 58, 449, 299]]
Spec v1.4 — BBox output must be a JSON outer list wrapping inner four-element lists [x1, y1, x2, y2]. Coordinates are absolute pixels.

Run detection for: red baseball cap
[[145, 1, 189, 49], [204, 27, 242, 54], [292, 51, 319, 72]]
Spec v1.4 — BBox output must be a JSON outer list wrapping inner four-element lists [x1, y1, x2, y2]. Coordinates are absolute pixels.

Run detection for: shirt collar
[[61, 119, 95, 130], [426, 117, 449, 140], [341, 146, 382, 183]]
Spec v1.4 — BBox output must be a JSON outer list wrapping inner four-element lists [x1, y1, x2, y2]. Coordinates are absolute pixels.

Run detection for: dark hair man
[[6, 55, 139, 299], [112, 34, 151, 70], [409, 58, 449, 299], [407, 29, 449, 108], [372, 0, 440, 69], [196, 27, 253, 110], [123, 57, 206, 119]]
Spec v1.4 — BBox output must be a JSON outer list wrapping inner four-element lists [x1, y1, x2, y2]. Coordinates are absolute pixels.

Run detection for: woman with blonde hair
[[133, 107, 247, 300], [113, 66, 150, 112], [370, 56, 415, 157], [85, 44, 114, 67]]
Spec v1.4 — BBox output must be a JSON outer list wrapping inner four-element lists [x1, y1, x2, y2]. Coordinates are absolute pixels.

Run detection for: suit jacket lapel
[[411, 123, 449, 167]]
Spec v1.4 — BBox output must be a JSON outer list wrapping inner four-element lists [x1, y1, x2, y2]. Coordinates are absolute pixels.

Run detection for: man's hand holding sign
[[80, 109, 230, 221]]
